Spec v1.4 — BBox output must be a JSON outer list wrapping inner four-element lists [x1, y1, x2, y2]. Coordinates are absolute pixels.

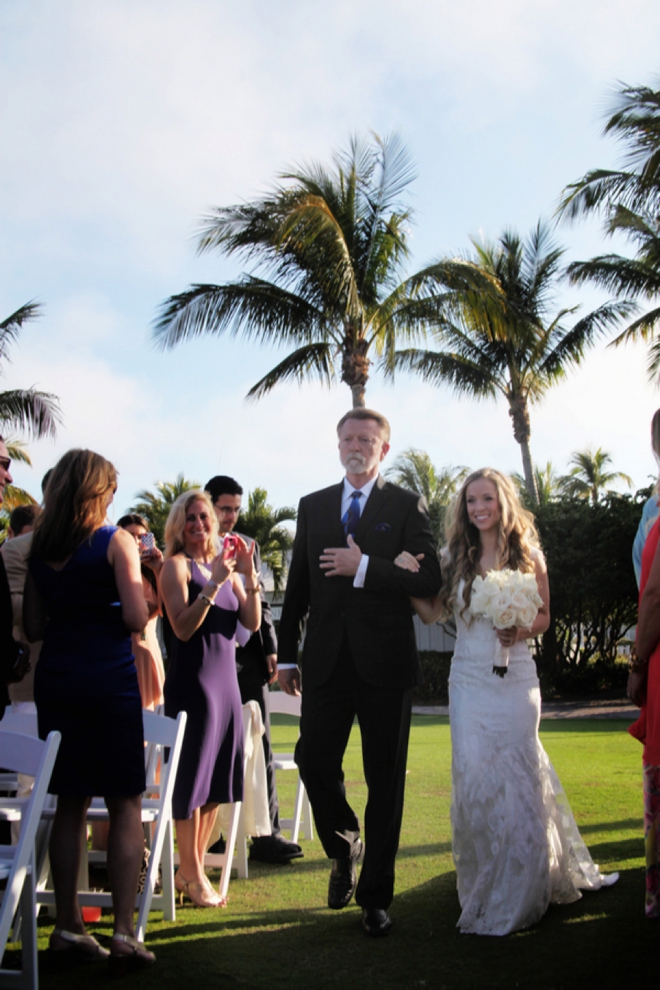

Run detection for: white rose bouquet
[[469, 568, 543, 676]]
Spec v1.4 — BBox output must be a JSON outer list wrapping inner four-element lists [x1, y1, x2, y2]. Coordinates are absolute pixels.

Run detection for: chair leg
[[235, 804, 248, 880], [217, 802, 242, 902], [19, 858, 37, 990], [291, 780, 303, 846], [301, 788, 314, 841]]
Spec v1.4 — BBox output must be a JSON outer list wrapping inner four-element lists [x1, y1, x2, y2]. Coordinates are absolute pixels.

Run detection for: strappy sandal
[[109, 933, 156, 978], [49, 928, 110, 961]]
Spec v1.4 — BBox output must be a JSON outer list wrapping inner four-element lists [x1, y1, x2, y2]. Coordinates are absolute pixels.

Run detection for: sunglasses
[[0, 458, 11, 472]]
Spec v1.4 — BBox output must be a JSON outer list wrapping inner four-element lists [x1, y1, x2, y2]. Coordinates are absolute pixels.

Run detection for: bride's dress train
[[449, 601, 617, 936]]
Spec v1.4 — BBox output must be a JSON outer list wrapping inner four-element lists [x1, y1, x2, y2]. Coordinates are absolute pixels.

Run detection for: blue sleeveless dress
[[31, 525, 146, 796], [164, 560, 244, 820]]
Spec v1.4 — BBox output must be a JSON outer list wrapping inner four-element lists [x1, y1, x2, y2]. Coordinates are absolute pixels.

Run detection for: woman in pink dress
[[628, 412, 660, 918], [117, 514, 165, 710]]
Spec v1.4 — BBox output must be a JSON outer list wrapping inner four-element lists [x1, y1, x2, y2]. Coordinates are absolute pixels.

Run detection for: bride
[[396, 468, 616, 935]]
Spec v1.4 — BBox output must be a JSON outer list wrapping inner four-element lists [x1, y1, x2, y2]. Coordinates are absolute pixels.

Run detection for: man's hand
[[266, 653, 278, 685], [319, 535, 362, 577], [278, 667, 301, 696]]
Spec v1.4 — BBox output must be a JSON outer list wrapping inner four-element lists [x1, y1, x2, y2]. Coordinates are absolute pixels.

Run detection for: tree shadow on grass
[[36, 862, 654, 990]]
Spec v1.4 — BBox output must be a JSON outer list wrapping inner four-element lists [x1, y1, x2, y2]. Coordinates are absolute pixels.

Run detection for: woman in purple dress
[[160, 490, 260, 907]]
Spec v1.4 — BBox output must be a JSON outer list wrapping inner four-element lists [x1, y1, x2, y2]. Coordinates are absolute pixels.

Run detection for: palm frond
[[153, 279, 325, 349], [567, 255, 660, 299], [3, 437, 32, 465], [0, 302, 41, 361], [245, 343, 335, 400], [537, 300, 637, 379], [0, 389, 61, 439], [394, 348, 498, 397]]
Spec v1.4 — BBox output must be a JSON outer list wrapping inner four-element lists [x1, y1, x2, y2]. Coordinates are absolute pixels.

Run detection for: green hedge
[[532, 492, 643, 696]]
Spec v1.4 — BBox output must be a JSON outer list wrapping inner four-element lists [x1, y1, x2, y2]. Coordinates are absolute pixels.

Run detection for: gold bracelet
[[244, 587, 260, 595]]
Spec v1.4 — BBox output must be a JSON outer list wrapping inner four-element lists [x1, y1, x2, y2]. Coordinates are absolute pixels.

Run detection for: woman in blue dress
[[25, 449, 154, 974], [160, 490, 260, 907]]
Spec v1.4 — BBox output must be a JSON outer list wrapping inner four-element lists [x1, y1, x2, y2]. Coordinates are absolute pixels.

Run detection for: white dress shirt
[[341, 475, 377, 588]]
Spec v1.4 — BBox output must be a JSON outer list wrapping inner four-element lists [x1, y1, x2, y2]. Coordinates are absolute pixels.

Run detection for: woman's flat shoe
[[109, 933, 156, 978], [49, 928, 110, 960]]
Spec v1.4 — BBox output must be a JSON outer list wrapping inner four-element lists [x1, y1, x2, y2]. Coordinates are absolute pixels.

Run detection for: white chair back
[[0, 729, 60, 990]]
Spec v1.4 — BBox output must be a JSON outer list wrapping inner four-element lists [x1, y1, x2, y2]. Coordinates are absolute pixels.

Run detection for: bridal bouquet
[[469, 569, 543, 677]]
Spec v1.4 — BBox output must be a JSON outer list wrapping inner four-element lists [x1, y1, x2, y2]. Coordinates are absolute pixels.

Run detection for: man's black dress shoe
[[327, 838, 363, 909], [249, 834, 304, 864], [361, 908, 392, 937]]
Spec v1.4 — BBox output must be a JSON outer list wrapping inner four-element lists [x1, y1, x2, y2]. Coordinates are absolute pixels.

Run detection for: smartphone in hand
[[139, 532, 156, 558], [223, 534, 240, 559]]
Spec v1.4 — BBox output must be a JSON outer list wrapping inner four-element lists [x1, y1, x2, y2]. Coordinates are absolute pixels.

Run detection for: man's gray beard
[[343, 455, 367, 474]]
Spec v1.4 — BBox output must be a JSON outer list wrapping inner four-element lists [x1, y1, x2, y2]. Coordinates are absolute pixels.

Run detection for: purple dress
[[164, 561, 245, 820], [31, 526, 145, 797]]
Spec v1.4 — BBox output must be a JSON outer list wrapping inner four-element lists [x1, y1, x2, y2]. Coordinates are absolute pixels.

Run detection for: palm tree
[[237, 488, 296, 593], [129, 474, 200, 549], [559, 80, 660, 376], [153, 134, 485, 408], [0, 484, 39, 542], [385, 449, 468, 547], [512, 461, 562, 509], [558, 447, 633, 504], [394, 222, 630, 503], [3, 438, 32, 465], [0, 302, 60, 438]]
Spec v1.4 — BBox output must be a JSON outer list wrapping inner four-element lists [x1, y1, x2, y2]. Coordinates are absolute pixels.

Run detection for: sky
[[1, 0, 660, 519]]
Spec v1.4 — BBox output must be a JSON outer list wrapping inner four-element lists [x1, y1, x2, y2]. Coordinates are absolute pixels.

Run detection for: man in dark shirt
[[0, 438, 28, 712], [205, 475, 302, 864]]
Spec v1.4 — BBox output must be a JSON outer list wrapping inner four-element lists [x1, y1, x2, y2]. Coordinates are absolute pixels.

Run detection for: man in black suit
[[205, 475, 303, 864], [278, 409, 441, 937]]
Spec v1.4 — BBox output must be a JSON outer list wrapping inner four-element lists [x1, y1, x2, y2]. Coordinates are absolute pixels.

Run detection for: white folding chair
[[36, 709, 187, 942], [0, 729, 60, 990], [202, 703, 259, 900], [268, 692, 313, 843]]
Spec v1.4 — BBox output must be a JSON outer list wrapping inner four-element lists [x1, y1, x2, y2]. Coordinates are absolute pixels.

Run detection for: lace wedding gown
[[449, 584, 616, 936]]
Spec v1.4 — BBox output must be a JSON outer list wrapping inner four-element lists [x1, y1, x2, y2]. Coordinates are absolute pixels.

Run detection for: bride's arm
[[410, 596, 443, 625], [394, 550, 443, 625]]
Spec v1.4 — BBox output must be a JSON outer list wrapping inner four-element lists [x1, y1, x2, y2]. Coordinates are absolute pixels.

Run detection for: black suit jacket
[[278, 476, 441, 689]]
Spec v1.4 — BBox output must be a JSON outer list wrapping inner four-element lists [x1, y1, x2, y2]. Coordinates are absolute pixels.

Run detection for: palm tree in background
[[153, 133, 488, 408], [558, 447, 633, 504], [130, 474, 200, 549], [237, 488, 296, 593], [1, 302, 61, 439], [385, 449, 468, 547], [512, 461, 562, 509], [394, 222, 631, 503], [559, 80, 660, 376]]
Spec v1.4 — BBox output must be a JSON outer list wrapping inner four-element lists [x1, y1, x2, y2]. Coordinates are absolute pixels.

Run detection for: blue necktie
[[342, 490, 362, 544]]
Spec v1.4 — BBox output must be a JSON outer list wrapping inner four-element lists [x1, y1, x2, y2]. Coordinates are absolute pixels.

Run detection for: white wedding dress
[[449, 583, 616, 936]]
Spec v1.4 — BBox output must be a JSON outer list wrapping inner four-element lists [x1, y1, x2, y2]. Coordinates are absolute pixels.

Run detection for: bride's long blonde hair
[[437, 468, 541, 619]]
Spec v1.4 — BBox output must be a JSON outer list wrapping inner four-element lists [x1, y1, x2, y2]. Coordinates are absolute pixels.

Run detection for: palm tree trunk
[[341, 334, 369, 408], [519, 438, 538, 505], [350, 384, 366, 407], [507, 393, 539, 505]]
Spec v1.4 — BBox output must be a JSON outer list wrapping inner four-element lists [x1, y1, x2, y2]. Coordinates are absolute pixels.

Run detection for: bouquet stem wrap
[[469, 568, 543, 677]]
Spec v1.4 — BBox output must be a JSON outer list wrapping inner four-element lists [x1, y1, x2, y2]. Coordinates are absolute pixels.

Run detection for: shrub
[[532, 491, 644, 696]]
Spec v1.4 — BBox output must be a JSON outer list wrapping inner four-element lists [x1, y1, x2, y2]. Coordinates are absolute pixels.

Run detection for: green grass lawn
[[27, 716, 652, 989]]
